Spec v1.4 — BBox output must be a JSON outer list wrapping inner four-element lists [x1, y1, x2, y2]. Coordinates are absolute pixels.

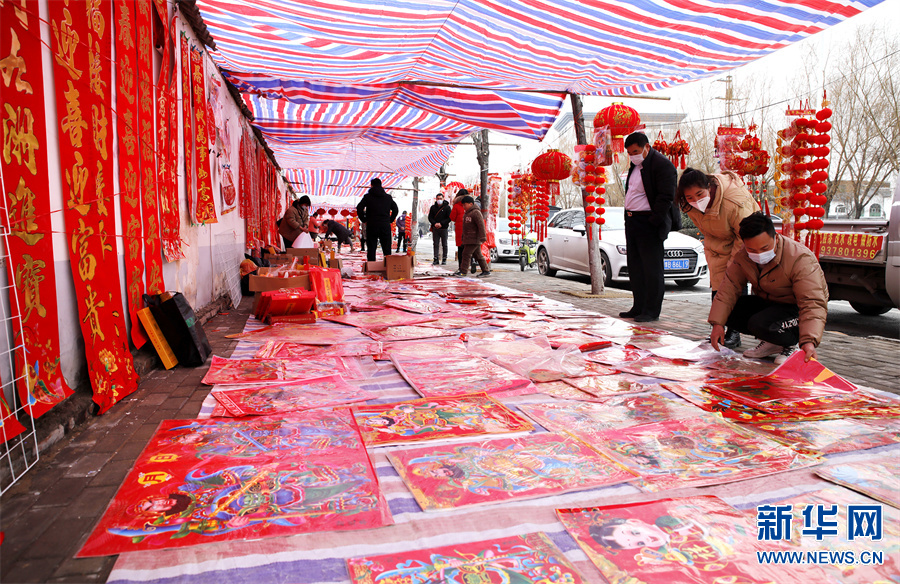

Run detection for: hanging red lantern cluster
[[739, 123, 770, 213], [653, 131, 668, 154], [571, 144, 607, 240], [667, 130, 691, 170], [506, 172, 530, 246], [593, 103, 641, 156], [715, 126, 746, 172]]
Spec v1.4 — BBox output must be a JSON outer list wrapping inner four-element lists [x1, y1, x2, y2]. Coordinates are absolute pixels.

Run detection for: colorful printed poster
[[743, 487, 900, 584], [419, 315, 487, 330], [746, 418, 900, 456], [380, 339, 467, 361], [212, 375, 370, 417], [0, 396, 26, 443], [663, 383, 807, 423], [254, 341, 383, 359], [583, 345, 648, 366], [563, 376, 648, 397], [362, 325, 455, 343], [816, 457, 900, 508], [324, 309, 438, 329], [228, 323, 364, 345], [558, 496, 828, 584], [619, 356, 719, 383], [520, 396, 698, 440], [201, 356, 363, 385], [382, 298, 446, 314], [389, 433, 634, 511], [592, 416, 821, 492], [353, 394, 533, 447], [347, 532, 585, 584], [79, 410, 392, 556], [392, 355, 534, 399], [535, 381, 610, 403]]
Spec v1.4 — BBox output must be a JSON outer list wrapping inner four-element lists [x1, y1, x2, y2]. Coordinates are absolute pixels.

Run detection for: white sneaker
[[773, 346, 798, 365], [743, 340, 782, 359]]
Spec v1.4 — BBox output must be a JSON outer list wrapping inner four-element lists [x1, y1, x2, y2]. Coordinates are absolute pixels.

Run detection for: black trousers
[[725, 296, 800, 347], [624, 213, 666, 318], [460, 244, 488, 274], [366, 223, 393, 261], [396, 231, 407, 251], [432, 228, 448, 261]]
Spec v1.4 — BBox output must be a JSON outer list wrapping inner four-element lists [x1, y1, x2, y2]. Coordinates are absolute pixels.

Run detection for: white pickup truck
[[815, 182, 899, 315]]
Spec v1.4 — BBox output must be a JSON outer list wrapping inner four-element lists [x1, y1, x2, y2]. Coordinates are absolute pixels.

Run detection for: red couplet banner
[[191, 47, 218, 224], [180, 34, 195, 224]]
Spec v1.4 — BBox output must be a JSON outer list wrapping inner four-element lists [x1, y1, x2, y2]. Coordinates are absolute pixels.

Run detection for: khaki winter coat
[[684, 172, 758, 290], [709, 234, 829, 347]]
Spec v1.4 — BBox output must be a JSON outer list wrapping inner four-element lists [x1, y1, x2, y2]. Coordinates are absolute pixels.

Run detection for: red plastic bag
[[308, 267, 344, 303]]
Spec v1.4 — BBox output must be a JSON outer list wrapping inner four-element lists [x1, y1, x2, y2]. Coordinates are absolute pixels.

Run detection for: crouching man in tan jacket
[[709, 212, 828, 364]]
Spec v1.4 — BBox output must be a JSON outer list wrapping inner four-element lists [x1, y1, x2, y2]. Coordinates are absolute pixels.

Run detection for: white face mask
[[689, 197, 710, 213], [748, 249, 776, 265], [629, 153, 645, 166]]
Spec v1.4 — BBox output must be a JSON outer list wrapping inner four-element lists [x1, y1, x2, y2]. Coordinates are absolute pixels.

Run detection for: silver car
[[536, 207, 708, 287], [491, 217, 519, 262]]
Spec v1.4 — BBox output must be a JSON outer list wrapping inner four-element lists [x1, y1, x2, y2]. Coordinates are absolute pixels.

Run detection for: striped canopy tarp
[[193, 0, 885, 191], [285, 170, 409, 202]]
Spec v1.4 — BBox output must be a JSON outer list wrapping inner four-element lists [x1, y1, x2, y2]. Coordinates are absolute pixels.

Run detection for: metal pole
[[410, 177, 420, 254], [570, 93, 605, 294]]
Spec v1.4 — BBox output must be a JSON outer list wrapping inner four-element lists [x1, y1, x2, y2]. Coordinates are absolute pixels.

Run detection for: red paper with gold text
[[49, 0, 139, 414], [179, 33, 194, 223], [136, 0, 164, 293], [1, 0, 74, 416], [191, 47, 217, 224], [114, 0, 148, 349]]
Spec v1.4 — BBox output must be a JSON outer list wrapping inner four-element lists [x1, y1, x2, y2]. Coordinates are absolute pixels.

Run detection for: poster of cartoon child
[[388, 433, 635, 511], [353, 394, 532, 446], [558, 495, 828, 583]]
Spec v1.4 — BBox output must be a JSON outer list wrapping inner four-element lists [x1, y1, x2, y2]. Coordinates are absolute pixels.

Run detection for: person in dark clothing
[[278, 197, 310, 248], [396, 211, 408, 252], [428, 193, 451, 265], [452, 196, 490, 277], [619, 132, 679, 323], [321, 219, 355, 253], [356, 178, 399, 261]]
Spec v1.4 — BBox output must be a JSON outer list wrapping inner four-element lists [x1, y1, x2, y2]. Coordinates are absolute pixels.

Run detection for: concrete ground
[[1, 263, 897, 583]]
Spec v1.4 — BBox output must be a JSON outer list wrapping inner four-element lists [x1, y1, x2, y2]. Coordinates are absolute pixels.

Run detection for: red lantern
[[340, 209, 350, 217], [593, 103, 641, 153], [531, 150, 573, 181], [816, 108, 833, 121]]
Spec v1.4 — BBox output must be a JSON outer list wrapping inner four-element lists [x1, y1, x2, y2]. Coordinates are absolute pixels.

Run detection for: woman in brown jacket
[[677, 169, 758, 348], [278, 195, 311, 248]]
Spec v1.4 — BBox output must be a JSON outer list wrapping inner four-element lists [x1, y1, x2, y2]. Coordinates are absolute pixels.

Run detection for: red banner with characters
[[180, 33, 194, 223], [136, 0, 163, 293], [1, 0, 74, 417], [818, 232, 884, 261], [191, 46, 217, 224], [114, 0, 148, 349], [163, 17, 184, 260], [49, 0, 139, 414]]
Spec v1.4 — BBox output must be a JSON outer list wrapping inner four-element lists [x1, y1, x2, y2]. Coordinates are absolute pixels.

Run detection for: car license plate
[[664, 258, 689, 270]]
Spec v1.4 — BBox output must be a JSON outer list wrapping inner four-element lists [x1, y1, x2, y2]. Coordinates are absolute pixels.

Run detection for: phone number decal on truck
[[818, 233, 884, 260]]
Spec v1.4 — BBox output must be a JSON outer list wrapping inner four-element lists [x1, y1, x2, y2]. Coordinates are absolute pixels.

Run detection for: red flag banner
[[191, 46, 217, 224], [136, 0, 163, 293], [180, 33, 194, 223], [1, 0, 74, 417], [49, 0, 139, 413], [114, 0, 148, 349]]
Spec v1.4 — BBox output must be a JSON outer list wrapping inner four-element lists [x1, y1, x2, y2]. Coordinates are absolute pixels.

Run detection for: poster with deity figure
[[347, 532, 585, 584], [212, 375, 371, 417], [744, 418, 900, 456], [388, 433, 634, 511], [391, 354, 534, 398], [353, 394, 533, 447], [558, 496, 828, 584], [201, 355, 363, 385], [815, 456, 900, 508], [78, 410, 391, 556]]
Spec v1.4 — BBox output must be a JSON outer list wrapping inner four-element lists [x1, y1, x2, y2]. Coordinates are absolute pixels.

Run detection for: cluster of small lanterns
[[653, 131, 691, 169], [506, 173, 530, 245], [570, 145, 607, 234]]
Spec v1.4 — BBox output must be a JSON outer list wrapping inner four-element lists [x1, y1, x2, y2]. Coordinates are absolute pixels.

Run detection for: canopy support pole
[[410, 177, 420, 254], [570, 93, 605, 294], [472, 129, 490, 211]]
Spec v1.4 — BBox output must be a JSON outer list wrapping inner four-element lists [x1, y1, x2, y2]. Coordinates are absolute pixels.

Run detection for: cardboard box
[[286, 247, 322, 265], [249, 271, 310, 313], [328, 258, 343, 270], [385, 255, 414, 281], [364, 260, 385, 274]]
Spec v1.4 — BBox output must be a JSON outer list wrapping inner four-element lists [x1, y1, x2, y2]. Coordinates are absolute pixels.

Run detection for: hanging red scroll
[[154, 7, 173, 259], [114, 0, 148, 349], [191, 46, 217, 224], [136, 0, 163, 293], [180, 33, 194, 223], [162, 16, 184, 260], [1, 0, 74, 417], [49, 0, 139, 414]]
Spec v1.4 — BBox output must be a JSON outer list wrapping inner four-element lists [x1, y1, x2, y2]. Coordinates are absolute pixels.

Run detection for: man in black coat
[[321, 219, 354, 253], [357, 178, 399, 261], [620, 132, 680, 322], [427, 193, 452, 265]]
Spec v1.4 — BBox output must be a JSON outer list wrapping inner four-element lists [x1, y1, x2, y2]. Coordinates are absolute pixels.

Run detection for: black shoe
[[619, 310, 640, 318], [477, 271, 491, 278], [432, 260, 439, 265], [723, 328, 742, 349], [441, 260, 447, 265], [451, 270, 464, 277], [634, 314, 659, 323]]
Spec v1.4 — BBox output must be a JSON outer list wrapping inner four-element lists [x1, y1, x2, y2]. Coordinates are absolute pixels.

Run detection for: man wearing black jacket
[[357, 178, 399, 261], [427, 193, 451, 265], [620, 132, 680, 322]]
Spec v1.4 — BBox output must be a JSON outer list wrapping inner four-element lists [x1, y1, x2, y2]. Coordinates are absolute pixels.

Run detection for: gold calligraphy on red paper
[[1, 0, 74, 418], [180, 34, 194, 224], [161, 16, 184, 260], [136, 0, 163, 293], [114, 0, 148, 348], [49, 0, 138, 414], [190, 46, 217, 224]]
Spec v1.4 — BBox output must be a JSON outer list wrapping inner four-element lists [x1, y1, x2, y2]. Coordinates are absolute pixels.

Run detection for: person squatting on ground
[[677, 168, 758, 349], [357, 178, 399, 262], [428, 193, 452, 265], [619, 132, 680, 323], [453, 195, 491, 278], [320, 219, 355, 253], [396, 211, 408, 252], [709, 212, 828, 365]]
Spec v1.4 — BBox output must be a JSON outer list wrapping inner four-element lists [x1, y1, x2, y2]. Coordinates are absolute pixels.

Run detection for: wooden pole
[[472, 130, 489, 210], [410, 177, 420, 253], [570, 93, 605, 294]]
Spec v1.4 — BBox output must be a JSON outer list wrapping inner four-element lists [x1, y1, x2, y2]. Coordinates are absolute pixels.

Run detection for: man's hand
[[801, 342, 817, 362], [435, 223, 441, 229], [710, 324, 725, 351]]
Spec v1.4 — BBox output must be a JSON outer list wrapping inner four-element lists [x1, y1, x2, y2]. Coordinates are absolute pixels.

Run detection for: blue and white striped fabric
[[284, 170, 414, 201]]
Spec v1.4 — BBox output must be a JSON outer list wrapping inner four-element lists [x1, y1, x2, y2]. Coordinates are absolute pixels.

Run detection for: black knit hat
[[461, 195, 475, 204]]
